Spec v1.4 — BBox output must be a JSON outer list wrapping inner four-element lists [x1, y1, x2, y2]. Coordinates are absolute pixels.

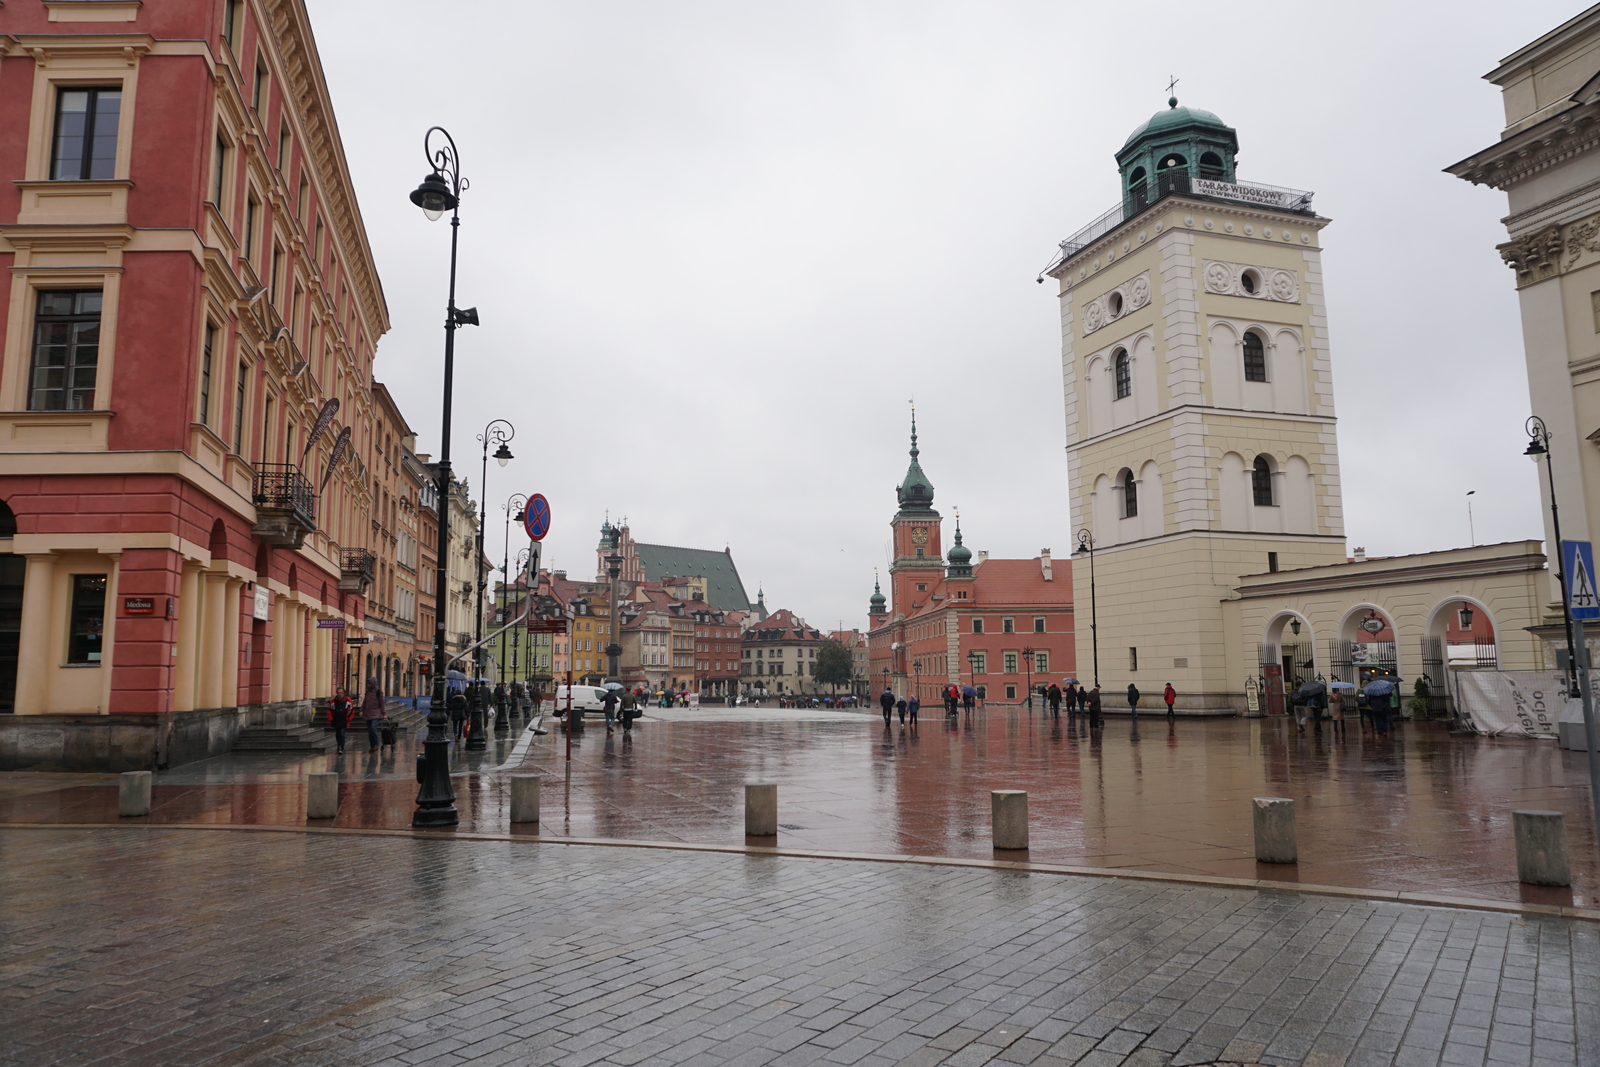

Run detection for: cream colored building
[[1050, 100, 1346, 708], [1448, 3, 1600, 667]]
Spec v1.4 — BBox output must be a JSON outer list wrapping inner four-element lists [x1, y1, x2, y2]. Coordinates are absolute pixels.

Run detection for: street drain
[[778, 824, 805, 830]]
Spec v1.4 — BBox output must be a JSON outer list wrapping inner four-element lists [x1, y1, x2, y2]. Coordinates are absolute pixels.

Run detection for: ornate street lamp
[[605, 527, 623, 684], [1020, 645, 1035, 710], [495, 492, 527, 733], [1074, 529, 1099, 688], [411, 127, 477, 829], [464, 419, 514, 750], [913, 659, 922, 703]]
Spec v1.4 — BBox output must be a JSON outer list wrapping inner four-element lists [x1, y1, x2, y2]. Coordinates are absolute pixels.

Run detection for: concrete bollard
[[992, 790, 1029, 850], [1513, 809, 1571, 886], [306, 772, 339, 820], [117, 771, 151, 817], [1253, 797, 1297, 863], [745, 783, 777, 836], [510, 774, 542, 823]]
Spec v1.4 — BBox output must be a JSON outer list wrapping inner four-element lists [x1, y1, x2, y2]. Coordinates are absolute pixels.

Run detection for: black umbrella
[[1292, 680, 1327, 704]]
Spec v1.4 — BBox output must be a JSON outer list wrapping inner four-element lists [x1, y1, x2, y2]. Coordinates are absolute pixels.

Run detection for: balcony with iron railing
[[1051, 173, 1316, 267], [340, 547, 376, 594], [251, 463, 316, 548]]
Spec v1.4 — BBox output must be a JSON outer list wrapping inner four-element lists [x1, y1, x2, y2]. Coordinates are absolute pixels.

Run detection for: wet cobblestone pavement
[[2, 710, 1596, 908], [3, 826, 1597, 1067]]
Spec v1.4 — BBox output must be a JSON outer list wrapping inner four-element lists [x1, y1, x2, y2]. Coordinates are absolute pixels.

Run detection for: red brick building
[[0, 1, 388, 768], [867, 419, 1076, 705]]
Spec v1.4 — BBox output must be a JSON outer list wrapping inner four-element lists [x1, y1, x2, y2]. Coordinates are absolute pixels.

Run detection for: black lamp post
[[1074, 529, 1099, 688], [494, 492, 527, 732], [1021, 646, 1035, 710], [1526, 417, 1579, 687], [605, 528, 623, 683], [913, 659, 922, 703], [466, 419, 514, 750], [411, 127, 477, 829]]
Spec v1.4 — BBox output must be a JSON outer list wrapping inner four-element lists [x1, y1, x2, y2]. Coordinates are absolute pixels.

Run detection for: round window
[[1240, 269, 1260, 295], [1108, 292, 1123, 317]]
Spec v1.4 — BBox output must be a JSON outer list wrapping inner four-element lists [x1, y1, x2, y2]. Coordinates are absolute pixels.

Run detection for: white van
[[552, 685, 611, 711]]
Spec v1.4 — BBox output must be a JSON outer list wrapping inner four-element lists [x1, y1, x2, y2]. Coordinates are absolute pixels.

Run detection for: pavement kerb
[[7, 820, 1596, 922]]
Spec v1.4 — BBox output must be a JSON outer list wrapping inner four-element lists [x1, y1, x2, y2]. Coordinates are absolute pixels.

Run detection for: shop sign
[[317, 618, 346, 629], [347, 637, 370, 645], [122, 596, 155, 615]]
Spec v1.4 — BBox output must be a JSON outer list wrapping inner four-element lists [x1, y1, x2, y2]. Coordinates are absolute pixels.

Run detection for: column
[[97, 552, 121, 715], [14, 554, 56, 714], [222, 579, 243, 709], [172, 564, 203, 712], [268, 596, 285, 702], [290, 602, 307, 701], [200, 572, 229, 709]]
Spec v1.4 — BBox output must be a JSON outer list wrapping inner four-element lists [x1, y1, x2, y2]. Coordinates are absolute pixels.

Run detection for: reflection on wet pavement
[[2, 708, 1594, 907]]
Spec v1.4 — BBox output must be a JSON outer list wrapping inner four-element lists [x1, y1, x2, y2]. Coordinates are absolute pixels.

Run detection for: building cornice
[[1445, 100, 1600, 192], [1233, 548, 1545, 600], [1066, 403, 1335, 452]]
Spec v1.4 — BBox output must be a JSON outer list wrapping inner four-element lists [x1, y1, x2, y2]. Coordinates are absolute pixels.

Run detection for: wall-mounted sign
[[347, 636, 370, 645], [253, 586, 271, 621], [1360, 616, 1385, 634], [317, 618, 347, 629], [122, 596, 155, 615]]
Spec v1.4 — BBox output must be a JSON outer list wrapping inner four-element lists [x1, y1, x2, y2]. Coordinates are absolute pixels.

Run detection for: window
[[1034, 650, 1049, 673], [1240, 270, 1260, 296], [1005, 685, 1017, 700], [1593, 290, 1600, 333], [1268, 551, 1279, 573], [245, 196, 260, 261], [67, 574, 107, 664], [223, 0, 240, 47], [1243, 330, 1267, 382], [270, 245, 283, 304], [972, 618, 984, 634], [233, 362, 247, 453], [1129, 646, 1138, 673], [211, 135, 228, 205], [1121, 468, 1138, 518], [916, 583, 926, 592], [29, 290, 102, 411], [50, 88, 121, 181], [1252, 455, 1275, 506], [253, 59, 267, 111], [278, 121, 290, 171], [971, 652, 986, 674], [1004, 651, 1018, 673], [1199, 152, 1225, 179], [1113, 348, 1131, 399], [1034, 617, 1045, 633], [199, 324, 215, 426], [1108, 291, 1123, 318]]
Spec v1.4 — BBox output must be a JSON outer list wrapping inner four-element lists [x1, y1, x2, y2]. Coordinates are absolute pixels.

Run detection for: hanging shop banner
[[1449, 670, 1563, 738], [302, 397, 340, 459], [253, 585, 271, 621], [321, 426, 352, 491]]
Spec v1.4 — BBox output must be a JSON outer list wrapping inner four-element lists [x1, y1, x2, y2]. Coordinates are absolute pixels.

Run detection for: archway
[[1260, 611, 1315, 715], [1337, 604, 1400, 686]]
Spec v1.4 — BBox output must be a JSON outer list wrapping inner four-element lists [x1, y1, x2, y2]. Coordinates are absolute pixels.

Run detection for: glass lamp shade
[[409, 172, 456, 221], [493, 443, 513, 467]]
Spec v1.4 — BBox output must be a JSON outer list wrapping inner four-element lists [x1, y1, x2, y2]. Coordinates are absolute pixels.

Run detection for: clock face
[[910, 527, 929, 545]]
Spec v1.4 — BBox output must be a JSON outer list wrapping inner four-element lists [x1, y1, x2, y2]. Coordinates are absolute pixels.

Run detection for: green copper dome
[[896, 411, 937, 516], [869, 577, 886, 613], [1121, 102, 1231, 149], [946, 521, 973, 578]]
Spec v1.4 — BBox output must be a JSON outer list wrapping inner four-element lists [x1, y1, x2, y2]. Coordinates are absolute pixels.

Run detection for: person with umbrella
[[1363, 677, 1398, 739], [961, 684, 977, 716], [1292, 679, 1327, 735], [1063, 681, 1078, 721]]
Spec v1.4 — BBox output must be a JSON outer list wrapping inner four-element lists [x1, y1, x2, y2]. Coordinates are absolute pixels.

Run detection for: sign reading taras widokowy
[[1450, 670, 1562, 738]]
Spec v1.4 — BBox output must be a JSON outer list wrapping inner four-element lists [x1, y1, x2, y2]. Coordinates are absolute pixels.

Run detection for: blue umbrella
[[1362, 678, 1398, 698], [961, 685, 978, 698]]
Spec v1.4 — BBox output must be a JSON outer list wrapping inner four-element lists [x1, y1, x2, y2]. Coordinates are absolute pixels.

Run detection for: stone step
[[232, 725, 337, 753]]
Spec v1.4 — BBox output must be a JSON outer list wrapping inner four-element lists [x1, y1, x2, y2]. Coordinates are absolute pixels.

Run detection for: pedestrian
[[1328, 688, 1346, 740], [493, 681, 507, 719], [1047, 683, 1062, 719], [946, 684, 959, 716], [449, 689, 467, 739], [327, 686, 353, 755], [962, 687, 976, 715], [360, 676, 384, 752], [907, 693, 920, 724], [896, 696, 907, 723], [1293, 692, 1310, 734], [1063, 683, 1078, 719], [602, 687, 619, 733], [1163, 682, 1176, 720], [620, 689, 637, 732], [880, 688, 895, 726], [1078, 685, 1091, 718], [1087, 685, 1103, 729], [1127, 682, 1140, 720]]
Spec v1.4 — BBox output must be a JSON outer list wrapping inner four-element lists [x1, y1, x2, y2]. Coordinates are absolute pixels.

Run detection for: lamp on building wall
[[1074, 529, 1099, 687], [1459, 604, 1474, 629], [1289, 617, 1301, 637], [410, 126, 476, 829]]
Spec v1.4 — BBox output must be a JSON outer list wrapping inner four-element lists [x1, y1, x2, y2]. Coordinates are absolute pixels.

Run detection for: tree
[[815, 640, 854, 694]]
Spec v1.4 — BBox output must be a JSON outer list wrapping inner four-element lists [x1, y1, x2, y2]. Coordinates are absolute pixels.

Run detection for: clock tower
[[888, 413, 943, 617]]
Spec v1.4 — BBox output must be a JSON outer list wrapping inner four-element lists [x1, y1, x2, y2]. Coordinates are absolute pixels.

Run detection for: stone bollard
[[1513, 809, 1571, 886], [510, 774, 542, 823], [1253, 797, 1297, 864], [992, 790, 1029, 850], [118, 771, 152, 817], [306, 772, 339, 820], [745, 783, 777, 836]]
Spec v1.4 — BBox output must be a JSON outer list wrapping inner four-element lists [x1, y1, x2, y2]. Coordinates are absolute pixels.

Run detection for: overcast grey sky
[[308, 0, 1578, 629]]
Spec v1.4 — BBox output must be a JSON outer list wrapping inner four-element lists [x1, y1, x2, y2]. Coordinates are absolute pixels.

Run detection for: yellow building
[[1049, 99, 1347, 709]]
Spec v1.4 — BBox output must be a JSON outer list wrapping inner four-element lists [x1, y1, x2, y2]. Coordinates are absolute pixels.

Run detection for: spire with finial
[[1166, 74, 1179, 109], [869, 571, 886, 616], [896, 403, 936, 515], [946, 509, 973, 578]]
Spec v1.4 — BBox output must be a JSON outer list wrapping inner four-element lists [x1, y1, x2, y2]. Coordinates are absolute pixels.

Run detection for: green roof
[[634, 542, 751, 612], [1122, 104, 1231, 149]]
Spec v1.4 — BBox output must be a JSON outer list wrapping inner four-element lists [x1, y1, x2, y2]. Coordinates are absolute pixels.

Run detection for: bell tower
[[888, 411, 942, 616]]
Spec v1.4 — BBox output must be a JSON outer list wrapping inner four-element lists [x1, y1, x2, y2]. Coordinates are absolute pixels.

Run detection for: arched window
[[1252, 456, 1275, 506], [1243, 331, 1267, 382], [1128, 166, 1148, 207], [1120, 468, 1138, 518], [1113, 349, 1131, 400], [1157, 153, 1187, 173], [0, 500, 15, 538], [1199, 152, 1224, 179]]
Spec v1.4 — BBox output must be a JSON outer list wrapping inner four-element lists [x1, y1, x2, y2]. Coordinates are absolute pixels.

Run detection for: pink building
[[0, 1, 388, 768]]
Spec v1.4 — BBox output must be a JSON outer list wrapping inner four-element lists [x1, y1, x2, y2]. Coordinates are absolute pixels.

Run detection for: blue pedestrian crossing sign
[[1563, 540, 1600, 620]]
